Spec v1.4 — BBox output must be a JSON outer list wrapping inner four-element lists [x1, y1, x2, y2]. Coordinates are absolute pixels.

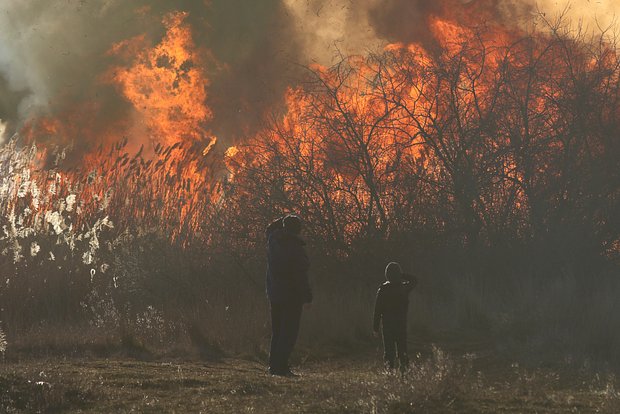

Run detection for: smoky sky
[[0, 0, 303, 144], [0, 0, 616, 146], [367, 0, 535, 51]]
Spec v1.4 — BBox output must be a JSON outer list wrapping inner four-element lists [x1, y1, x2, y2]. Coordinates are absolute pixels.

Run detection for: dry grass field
[[2, 347, 619, 413]]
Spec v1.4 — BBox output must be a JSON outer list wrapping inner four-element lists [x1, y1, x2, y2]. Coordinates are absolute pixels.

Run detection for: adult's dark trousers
[[269, 301, 303, 372], [382, 325, 408, 370]]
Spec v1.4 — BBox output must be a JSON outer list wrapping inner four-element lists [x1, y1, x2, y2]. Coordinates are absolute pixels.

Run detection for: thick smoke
[[282, 0, 385, 65], [283, 0, 525, 61], [285, 0, 619, 60], [0, 0, 617, 145], [0, 1, 162, 138], [0, 0, 303, 145], [368, 0, 536, 50], [198, 0, 303, 140]]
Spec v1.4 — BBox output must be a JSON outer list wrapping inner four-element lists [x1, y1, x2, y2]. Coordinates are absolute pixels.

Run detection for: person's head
[[385, 262, 402, 282], [283, 214, 302, 235], [266, 217, 284, 237]]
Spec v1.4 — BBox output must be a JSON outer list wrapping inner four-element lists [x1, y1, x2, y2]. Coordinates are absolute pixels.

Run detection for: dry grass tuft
[[0, 324, 6, 355]]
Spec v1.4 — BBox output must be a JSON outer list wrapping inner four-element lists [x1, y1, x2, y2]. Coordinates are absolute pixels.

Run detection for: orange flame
[[107, 11, 212, 148]]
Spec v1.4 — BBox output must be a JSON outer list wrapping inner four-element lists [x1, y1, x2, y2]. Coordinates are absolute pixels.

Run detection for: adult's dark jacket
[[266, 228, 312, 304]]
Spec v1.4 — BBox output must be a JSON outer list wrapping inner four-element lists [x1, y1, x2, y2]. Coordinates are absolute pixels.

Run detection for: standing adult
[[265, 214, 312, 376]]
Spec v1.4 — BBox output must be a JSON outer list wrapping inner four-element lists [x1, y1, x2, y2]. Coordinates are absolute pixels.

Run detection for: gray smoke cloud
[[0, 0, 616, 145], [0, 0, 303, 145], [285, 0, 619, 60], [0, 1, 168, 143], [368, 0, 536, 50]]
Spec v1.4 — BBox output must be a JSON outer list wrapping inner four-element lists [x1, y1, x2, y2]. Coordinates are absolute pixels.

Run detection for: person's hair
[[385, 262, 402, 282], [283, 214, 302, 235]]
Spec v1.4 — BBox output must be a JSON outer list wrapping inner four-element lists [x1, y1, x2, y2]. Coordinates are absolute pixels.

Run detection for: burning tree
[[222, 17, 620, 354], [228, 16, 620, 263]]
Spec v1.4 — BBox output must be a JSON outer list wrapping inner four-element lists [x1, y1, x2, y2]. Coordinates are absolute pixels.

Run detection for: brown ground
[[1, 350, 619, 413]]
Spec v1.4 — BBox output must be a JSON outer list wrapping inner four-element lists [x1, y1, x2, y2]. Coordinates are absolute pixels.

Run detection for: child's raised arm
[[401, 272, 418, 291]]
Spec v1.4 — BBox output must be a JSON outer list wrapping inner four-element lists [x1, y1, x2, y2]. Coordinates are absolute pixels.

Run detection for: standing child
[[373, 262, 417, 372]]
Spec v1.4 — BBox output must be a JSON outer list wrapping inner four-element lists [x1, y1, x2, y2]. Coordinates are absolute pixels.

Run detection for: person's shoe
[[269, 367, 299, 377], [281, 368, 299, 377]]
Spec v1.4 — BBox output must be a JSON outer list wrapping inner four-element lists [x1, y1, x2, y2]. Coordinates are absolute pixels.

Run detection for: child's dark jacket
[[373, 276, 415, 332]]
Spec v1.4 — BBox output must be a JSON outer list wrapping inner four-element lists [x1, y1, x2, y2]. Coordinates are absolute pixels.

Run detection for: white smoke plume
[[0, 0, 165, 132]]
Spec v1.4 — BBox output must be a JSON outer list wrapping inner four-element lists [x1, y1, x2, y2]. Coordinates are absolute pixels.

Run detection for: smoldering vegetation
[[0, 17, 619, 372]]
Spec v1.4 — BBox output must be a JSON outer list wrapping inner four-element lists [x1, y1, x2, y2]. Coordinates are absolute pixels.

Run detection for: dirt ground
[[1, 351, 619, 413]]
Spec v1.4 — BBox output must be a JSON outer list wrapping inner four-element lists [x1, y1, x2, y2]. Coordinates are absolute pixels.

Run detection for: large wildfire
[[0, 0, 619, 261], [1, 0, 620, 377]]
